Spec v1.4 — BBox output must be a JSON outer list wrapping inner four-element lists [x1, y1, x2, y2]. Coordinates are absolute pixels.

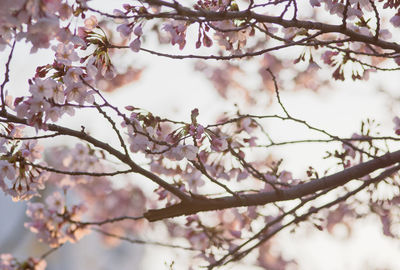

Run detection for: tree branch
[[0, 111, 192, 202], [144, 149, 400, 221]]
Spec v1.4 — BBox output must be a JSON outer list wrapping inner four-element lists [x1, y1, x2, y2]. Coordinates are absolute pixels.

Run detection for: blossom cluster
[[0, 254, 46, 270], [0, 125, 48, 201], [25, 191, 89, 247]]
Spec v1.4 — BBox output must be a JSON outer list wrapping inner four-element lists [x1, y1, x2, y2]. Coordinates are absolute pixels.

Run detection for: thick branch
[[143, 0, 400, 52], [144, 149, 400, 221]]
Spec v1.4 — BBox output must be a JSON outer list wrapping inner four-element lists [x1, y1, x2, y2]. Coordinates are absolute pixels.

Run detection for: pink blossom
[[45, 191, 65, 213], [183, 165, 204, 192], [113, 9, 128, 24], [25, 18, 60, 53], [47, 79, 65, 104], [189, 124, 204, 139], [86, 57, 99, 78], [128, 134, 149, 152], [163, 21, 187, 50], [64, 67, 84, 86], [211, 136, 228, 152], [65, 82, 92, 104], [180, 145, 199, 160], [165, 145, 193, 161], [28, 96, 51, 115], [101, 63, 117, 80], [25, 198, 89, 247], [45, 106, 62, 122], [29, 78, 53, 99], [240, 118, 255, 133], [0, 161, 16, 189], [20, 140, 43, 161], [52, 43, 79, 66]]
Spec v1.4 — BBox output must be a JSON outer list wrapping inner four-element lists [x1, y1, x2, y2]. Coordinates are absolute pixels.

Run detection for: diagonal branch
[[144, 149, 400, 221], [142, 0, 400, 52]]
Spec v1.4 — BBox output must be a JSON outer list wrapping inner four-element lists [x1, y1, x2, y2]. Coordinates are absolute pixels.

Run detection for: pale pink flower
[[29, 78, 53, 99], [129, 134, 149, 152], [240, 118, 255, 133], [264, 173, 278, 182], [64, 67, 84, 86], [26, 17, 60, 53], [45, 192, 65, 213], [166, 145, 185, 161], [25, 199, 89, 247], [163, 21, 187, 50], [183, 165, 204, 192], [46, 79, 65, 103], [8, 124, 24, 138], [210, 136, 228, 152], [45, 106, 61, 122], [28, 96, 51, 115], [0, 161, 16, 180], [101, 64, 116, 80], [15, 101, 30, 118], [181, 145, 198, 160], [53, 43, 79, 66], [86, 57, 99, 78], [61, 105, 75, 116], [65, 82, 88, 104], [20, 140, 43, 160]]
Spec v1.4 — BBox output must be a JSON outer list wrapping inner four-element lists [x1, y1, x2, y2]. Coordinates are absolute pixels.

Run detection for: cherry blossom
[[25, 192, 89, 247], [53, 43, 80, 66], [2, 0, 400, 269], [0, 254, 47, 270], [163, 21, 187, 50]]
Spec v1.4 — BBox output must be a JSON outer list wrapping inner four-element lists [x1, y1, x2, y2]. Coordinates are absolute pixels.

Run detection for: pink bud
[[129, 38, 141, 52], [133, 25, 143, 36], [203, 34, 213, 47]]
